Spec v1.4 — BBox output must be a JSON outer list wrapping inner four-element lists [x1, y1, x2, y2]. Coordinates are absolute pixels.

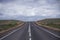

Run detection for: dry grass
[[0, 20, 24, 31], [36, 18, 60, 29]]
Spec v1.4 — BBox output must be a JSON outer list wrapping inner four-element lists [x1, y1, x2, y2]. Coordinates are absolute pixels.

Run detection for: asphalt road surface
[[0, 22, 60, 40]]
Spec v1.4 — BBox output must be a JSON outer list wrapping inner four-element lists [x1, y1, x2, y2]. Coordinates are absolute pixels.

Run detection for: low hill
[[0, 20, 24, 31], [36, 18, 60, 29]]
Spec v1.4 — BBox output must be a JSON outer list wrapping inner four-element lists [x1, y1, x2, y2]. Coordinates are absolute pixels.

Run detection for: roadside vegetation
[[0, 20, 24, 31], [36, 18, 60, 29]]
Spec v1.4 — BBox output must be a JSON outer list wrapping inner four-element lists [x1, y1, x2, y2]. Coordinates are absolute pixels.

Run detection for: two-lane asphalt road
[[0, 22, 60, 40]]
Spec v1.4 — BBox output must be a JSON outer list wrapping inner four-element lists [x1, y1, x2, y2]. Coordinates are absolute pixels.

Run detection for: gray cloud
[[0, 0, 60, 21]]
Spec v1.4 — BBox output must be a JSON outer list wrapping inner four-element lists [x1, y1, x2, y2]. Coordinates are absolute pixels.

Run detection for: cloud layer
[[0, 0, 60, 21]]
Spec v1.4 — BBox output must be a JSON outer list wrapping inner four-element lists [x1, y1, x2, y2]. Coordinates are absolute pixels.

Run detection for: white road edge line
[[28, 22, 32, 40], [40, 27, 60, 38], [0, 27, 22, 40], [36, 25, 60, 38]]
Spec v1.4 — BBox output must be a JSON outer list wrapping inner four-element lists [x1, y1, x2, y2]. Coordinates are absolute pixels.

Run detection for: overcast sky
[[0, 0, 60, 21]]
